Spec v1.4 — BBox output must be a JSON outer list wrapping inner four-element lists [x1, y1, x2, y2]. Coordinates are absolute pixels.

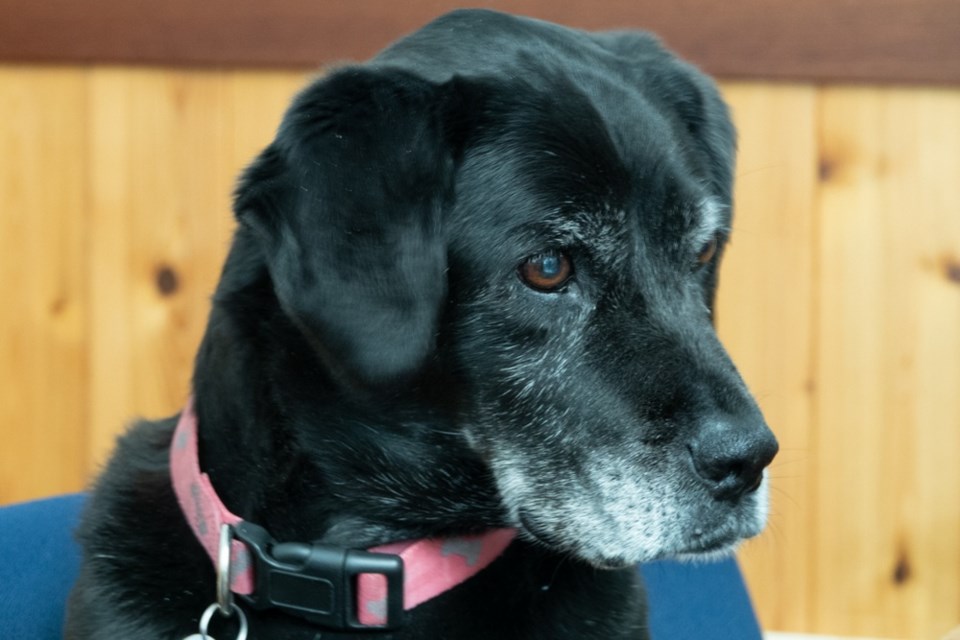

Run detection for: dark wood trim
[[1, 0, 958, 84]]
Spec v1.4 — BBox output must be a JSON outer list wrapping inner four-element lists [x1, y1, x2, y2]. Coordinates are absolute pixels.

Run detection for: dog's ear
[[234, 68, 465, 385]]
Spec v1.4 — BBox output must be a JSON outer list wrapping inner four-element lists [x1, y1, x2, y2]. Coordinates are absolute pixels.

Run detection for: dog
[[65, 9, 778, 639]]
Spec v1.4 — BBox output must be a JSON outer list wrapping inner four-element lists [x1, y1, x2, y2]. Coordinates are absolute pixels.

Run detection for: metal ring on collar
[[217, 523, 234, 614], [199, 601, 249, 640]]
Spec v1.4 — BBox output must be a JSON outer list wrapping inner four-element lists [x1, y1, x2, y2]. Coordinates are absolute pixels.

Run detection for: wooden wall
[[717, 84, 960, 639], [1, 65, 958, 639]]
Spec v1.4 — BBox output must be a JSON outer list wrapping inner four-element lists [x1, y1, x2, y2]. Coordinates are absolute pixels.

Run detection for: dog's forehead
[[373, 9, 664, 92], [374, 9, 730, 264], [448, 102, 719, 269]]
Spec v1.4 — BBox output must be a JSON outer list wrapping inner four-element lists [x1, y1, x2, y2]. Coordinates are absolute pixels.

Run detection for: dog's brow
[[690, 196, 728, 245], [517, 208, 622, 248]]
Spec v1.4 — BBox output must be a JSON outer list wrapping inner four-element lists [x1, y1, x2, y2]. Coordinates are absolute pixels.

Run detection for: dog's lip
[[517, 509, 559, 547], [517, 510, 634, 569], [672, 535, 741, 561], [677, 524, 745, 557]]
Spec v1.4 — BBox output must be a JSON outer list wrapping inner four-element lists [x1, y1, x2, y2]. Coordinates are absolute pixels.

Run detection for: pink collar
[[170, 397, 515, 629]]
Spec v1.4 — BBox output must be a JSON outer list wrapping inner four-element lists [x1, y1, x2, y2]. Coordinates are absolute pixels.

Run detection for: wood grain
[[0, 64, 958, 637], [85, 68, 232, 464], [813, 86, 960, 639], [717, 83, 819, 633], [0, 67, 88, 503], [1, 0, 959, 84]]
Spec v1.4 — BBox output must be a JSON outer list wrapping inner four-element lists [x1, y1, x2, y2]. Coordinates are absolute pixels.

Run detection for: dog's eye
[[696, 236, 719, 266], [519, 252, 573, 292]]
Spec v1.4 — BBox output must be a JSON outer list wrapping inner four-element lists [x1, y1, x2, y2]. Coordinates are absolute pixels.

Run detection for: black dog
[[66, 9, 777, 639]]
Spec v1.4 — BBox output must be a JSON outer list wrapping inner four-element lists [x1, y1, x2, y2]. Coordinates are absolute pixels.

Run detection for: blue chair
[[0, 494, 762, 639]]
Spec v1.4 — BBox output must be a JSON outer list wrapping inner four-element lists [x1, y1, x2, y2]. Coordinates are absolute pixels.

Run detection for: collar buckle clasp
[[233, 521, 405, 631]]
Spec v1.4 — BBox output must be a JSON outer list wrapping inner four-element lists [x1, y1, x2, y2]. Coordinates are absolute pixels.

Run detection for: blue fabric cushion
[[0, 493, 86, 640], [0, 494, 761, 639], [641, 557, 763, 639]]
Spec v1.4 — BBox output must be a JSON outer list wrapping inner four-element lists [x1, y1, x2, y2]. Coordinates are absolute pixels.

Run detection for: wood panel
[[2, 0, 959, 84], [0, 67, 88, 502], [0, 65, 959, 638], [717, 83, 819, 633], [812, 86, 960, 639], [89, 68, 224, 464]]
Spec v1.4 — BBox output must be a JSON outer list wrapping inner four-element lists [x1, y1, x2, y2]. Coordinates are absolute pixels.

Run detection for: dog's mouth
[[488, 438, 774, 569], [517, 509, 634, 569], [674, 525, 744, 560], [505, 461, 771, 568], [518, 507, 746, 568], [517, 509, 636, 570], [517, 509, 569, 555]]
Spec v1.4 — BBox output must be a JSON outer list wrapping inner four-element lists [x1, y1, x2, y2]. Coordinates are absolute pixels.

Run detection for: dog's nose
[[688, 418, 778, 501]]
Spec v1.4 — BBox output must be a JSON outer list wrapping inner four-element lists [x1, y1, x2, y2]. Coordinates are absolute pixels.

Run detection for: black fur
[[66, 10, 777, 639]]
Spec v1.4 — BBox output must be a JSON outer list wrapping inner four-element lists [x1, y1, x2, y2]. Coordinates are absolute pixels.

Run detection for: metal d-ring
[[187, 525, 248, 640], [216, 523, 234, 614], [198, 601, 249, 640]]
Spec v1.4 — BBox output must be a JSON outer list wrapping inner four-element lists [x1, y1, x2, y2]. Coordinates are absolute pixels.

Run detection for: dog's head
[[232, 10, 777, 568]]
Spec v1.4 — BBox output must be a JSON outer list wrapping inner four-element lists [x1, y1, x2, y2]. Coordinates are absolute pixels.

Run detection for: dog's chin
[[515, 499, 766, 569], [670, 534, 744, 563], [522, 525, 747, 570], [598, 533, 747, 569], [672, 543, 741, 564], [587, 557, 637, 570]]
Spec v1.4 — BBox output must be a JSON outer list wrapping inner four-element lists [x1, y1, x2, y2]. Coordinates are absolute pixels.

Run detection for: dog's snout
[[688, 418, 778, 501]]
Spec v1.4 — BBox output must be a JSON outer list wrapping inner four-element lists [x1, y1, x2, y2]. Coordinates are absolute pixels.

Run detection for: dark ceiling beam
[[1, 0, 957, 84]]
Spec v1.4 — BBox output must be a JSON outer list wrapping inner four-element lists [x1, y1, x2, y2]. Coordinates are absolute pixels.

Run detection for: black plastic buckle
[[233, 521, 405, 631]]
